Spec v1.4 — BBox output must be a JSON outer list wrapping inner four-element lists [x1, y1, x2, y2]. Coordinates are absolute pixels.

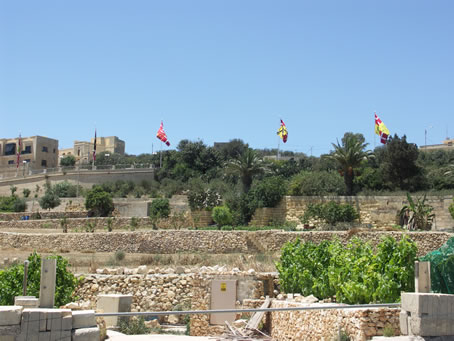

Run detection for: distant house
[[420, 138, 454, 151], [59, 136, 125, 164], [0, 135, 59, 176]]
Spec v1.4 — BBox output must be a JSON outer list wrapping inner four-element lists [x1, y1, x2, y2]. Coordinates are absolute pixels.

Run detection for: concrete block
[[38, 331, 51, 341], [401, 293, 454, 316], [0, 306, 22, 326], [97, 294, 132, 328], [71, 327, 100, 341], [23, 309, 41, 333], [62, 315, 72, 330], [0, 325, 20, 335], [50, 329, 61, 341], [14, 296, 40, 308], [47, 309, 62, 330], [410, 316, 453, 336], [400, 309, 409, 335], [0, 336, 15, 341], [61, 330, 71, 341], [72, 310, 96, 329]]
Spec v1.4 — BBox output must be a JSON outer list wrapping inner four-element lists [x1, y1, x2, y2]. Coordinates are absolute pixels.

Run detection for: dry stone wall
[[270, 300, 400, 341], [0, 230, 451, 257], [251, 195, 454, 231], [0, 211, 88, 221]]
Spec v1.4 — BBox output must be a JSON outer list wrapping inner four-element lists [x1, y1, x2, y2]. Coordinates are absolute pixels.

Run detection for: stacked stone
[[270, 299, 399, 341], [0, 306, 99, 341]]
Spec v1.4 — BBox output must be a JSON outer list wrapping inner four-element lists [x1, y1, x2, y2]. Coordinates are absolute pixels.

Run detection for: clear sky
[[1, 1, 453, 156]]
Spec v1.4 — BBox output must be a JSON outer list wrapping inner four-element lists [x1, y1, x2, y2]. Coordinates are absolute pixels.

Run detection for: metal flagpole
[[159, 140, 162, 168]]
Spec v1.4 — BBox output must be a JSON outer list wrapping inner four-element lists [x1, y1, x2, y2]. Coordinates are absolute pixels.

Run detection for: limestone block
[[97, 294, 132, 328], [50, 329, 61, 341], [410, 316, 454, 336], [38, 331, 51, 341], [61, 330, 71, 341], [401, 293, 454, 317], [23, 308, 41, 333], [62, 315, 72, 330], [400, 309, 409, 335], [71, 327, 100, 341], [15, 296, 40, 308], [0, 325, 20, 336], [0, 336, 15, 341], [0, 306, 22, 326], [72, 310, 96, 329]]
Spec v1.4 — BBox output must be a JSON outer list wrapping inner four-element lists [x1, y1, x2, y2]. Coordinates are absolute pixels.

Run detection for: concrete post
[[39, 258, 56, 308], [415, 261, 431, 293], [97, 294, 133, 328]]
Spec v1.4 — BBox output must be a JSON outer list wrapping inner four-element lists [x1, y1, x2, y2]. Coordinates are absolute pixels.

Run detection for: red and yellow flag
[[375, 113, 390, 144], [277, 119, 288, 143]]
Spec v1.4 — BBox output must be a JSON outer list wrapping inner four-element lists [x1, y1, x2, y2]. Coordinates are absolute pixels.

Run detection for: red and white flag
[[16, 134, 22, 168], [156, 121, 170, 146]]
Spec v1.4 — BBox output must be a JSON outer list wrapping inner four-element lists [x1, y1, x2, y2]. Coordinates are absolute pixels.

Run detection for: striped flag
[[277, 119, 288, 143], [156, 121, 170, 146], [16, 134, 21, 168], [375, 113, 390, 144]]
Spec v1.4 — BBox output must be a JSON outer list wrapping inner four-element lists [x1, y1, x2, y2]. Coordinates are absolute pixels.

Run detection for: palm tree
[[327, 134, 373, 195], [227, 148, 265, 192]]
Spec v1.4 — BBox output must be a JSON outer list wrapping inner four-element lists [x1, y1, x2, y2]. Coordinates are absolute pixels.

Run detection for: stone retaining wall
[[251, 195, 454, 231], [270, 300, 400, 341], [0, 230, 451, 256], [0, 211, 88, 221]]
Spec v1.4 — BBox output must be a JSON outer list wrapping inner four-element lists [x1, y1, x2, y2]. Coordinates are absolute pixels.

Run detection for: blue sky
[[1, 1, 453, 156]]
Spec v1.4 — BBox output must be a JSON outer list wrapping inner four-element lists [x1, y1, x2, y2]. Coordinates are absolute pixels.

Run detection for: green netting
[[420, 237, 454, 294]]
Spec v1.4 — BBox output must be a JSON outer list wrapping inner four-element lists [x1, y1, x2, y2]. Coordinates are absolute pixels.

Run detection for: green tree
[[22, 188, 31, 198], [288, 170, 346, 196], [0, 252, 77, 306], [227, 148, 265, 192], [212, 206, 233, 227], [380, 135, 427, 191], [39, 188, 61, 210], [60, 155, 76, 167], [85, 186, 114, 217], [327, 133, 373, 195], [148, 198, 170, 229]]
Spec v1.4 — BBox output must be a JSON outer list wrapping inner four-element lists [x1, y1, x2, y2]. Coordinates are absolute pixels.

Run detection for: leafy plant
[[106, 217, 114, 232], [60, 217, 68, 233], [400, 193, 435, 230], [212, 206, 233, 227], [276, 236, 417, 304], [85, 186, 114, 217], [130, 217, 139, 231], [0, 252, 78, 306], [39, 188, 61, 210], [449, 198, 454, 220], [148, 198, 170, 229], [301, 201, 359, 226], [119, 317, 150, 335], [84, 221, 96, 233], [22, 188, 31, 198]]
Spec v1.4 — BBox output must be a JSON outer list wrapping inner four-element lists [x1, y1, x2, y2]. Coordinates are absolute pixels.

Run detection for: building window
[[8, 160, 14, 165], [23, 145, 32, 154], [25, 159, 31, 163], [42, 146, 48, 152], [5, 143, 16, 156], [41, 160, 47, 167], [53, 148, 56, 153]]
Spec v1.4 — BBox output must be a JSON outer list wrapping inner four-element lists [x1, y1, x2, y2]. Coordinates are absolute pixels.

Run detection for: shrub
[[130, 217, 139, 231], [301, 201, 359, 226], [148, 198, 170, 229], [0, 252, 77, 306], [0, 196, 27, 212], [39, 189, 61, 211], [60, 155, 76, 167], [119, 317, 150, 335], [60, 217, 68, 233], [400, 193, 435, 230], [288, 171, 346, 196], [22, 188, 31, 198], [85, 186, 114, 217], [53, 181, 79, 198], [212, 206, 233, 227], [276, 236, 417, 304], [248, 176, 287, 208], [187, 188, 221, 211], [114, 250, 125, 262], [106, 217, 114, 232]]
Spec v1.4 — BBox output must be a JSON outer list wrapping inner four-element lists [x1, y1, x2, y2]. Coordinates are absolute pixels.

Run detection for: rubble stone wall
[[270, 300, 400, 341], [251, 195, 454, 231], [0, 230, 451, 257]]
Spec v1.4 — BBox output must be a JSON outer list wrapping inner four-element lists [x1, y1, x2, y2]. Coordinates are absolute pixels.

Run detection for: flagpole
[[159, 140, 162, 168], [277, 139, 280, 160]]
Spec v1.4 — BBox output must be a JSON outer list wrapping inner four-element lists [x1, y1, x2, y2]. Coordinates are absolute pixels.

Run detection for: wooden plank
[[245, 297, 270, 331]]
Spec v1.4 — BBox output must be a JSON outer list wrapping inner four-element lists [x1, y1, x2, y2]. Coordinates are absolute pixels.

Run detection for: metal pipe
[[22, 260, 29, 296], [95, 303, 400, 317]]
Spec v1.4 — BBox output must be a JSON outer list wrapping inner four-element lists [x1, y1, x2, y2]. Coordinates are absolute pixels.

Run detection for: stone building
[[420, 138, 454, 151], [0, 136, 59, 177], [60, 136, 125, 164]]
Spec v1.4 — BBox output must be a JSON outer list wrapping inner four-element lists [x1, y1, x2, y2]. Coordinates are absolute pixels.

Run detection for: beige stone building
[[60, 136, 125, 164], [420, 138, 454, 151], [0, 136, 59, 176]]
